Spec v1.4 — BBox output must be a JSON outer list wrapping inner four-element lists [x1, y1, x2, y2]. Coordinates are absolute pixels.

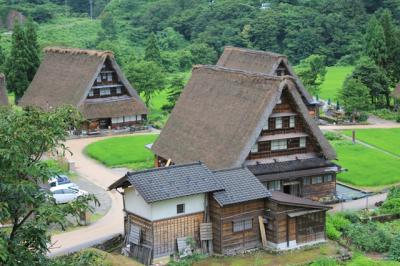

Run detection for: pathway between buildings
[[48, 132, 157, 257]]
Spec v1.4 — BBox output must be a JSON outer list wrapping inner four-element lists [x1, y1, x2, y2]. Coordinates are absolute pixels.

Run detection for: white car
[[48, 175, 79, 190], [50, 187, 89, 204]]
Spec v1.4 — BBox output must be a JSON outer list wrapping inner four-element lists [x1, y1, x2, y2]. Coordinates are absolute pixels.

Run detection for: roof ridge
[[44, 47, 114, 58], [212, 166, 247, 173], [223, 46, 287, 58], [127, 161, 203, 176], [193, 65, 295, 82]]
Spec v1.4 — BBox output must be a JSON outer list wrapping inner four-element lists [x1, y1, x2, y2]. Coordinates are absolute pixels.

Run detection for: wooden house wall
[[127, 212, 154, 247], [265, 201, 299, 245], [247, 89, 320, 161], [209, 196, 265, 255], [303, 179, 336, 201], [152, 212, 204, 258]]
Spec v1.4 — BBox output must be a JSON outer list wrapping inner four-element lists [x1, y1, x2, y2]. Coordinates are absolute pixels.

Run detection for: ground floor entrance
[[283, 181, 301, 197]]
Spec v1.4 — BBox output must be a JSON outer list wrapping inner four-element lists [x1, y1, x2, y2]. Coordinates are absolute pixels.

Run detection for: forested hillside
[[1, 0, 400, 124]]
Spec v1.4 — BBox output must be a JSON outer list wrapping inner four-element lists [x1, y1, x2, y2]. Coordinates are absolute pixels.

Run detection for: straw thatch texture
[[152, 65, 335, 170], [0, 74, 8, 106], [152, 65, 283, 169], [19, 47, 147, 118], [217, 46, 313, 104], [81, 97, 148, 119]]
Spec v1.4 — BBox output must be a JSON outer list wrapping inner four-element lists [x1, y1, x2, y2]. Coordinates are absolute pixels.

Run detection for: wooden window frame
[[232, 218, 253, 233], [299, 137, 306, 148], [177, 204, 185, 214], [275, 117, 283, 129], [289, 116, 295, 128], [271, 139, 287, 151]]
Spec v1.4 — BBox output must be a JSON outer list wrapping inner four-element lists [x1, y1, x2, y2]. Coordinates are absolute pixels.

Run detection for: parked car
[[48, 175, 79, 190], [50, 187, 88, 204]]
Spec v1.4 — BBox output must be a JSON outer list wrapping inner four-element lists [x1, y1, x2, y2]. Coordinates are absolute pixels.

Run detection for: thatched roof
[[0, 74, 9, 106], [392, 84, 400, 99], [151, 65, 335, 170], [217, 46, 314, 104], [19, 47, 147, 118]]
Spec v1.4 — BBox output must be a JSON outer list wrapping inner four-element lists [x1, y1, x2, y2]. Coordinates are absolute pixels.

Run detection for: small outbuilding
[[109, 162, 331, 265]]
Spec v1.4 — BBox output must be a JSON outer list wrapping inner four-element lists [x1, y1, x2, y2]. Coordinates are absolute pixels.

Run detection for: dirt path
[[48, 132, 157, 257], [330, 192, 388, 212], [320, 115, 400, 131]]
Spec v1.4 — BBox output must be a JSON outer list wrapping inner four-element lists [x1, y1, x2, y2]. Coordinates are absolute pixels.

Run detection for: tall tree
[[5, 22, 29, 102], [351, 56, 390, 107], [0, 106, 98, 265], [162, 76, 185, 113], [340, 77, 371, 120], [379, 9, 400, 85], [126, 60, 166, 106], [365, 16, 388, 67], [144, 33, 162, 64], [24, 18, 40, 82], [295, 54, 327, 96]]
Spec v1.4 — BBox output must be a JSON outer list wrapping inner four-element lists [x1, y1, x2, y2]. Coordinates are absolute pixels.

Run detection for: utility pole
[[89, 0, 94, 20]]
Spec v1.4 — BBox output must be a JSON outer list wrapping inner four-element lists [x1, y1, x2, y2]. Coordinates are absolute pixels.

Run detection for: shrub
[[326, 221, 341, 240], [388, 187, 400, 200], [329, 213, 351, 232], [324, 131, 343, 141], [389, 234, 400, 261], [310, 257, 338, 266], [370, 109, 399, 122], [357, 112, 369, 122], [345, 222, 392, 252]]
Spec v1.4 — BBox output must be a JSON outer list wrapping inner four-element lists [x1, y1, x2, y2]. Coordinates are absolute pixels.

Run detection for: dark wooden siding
[[210, 198, 265, 255], [152, 212, 204, 258]]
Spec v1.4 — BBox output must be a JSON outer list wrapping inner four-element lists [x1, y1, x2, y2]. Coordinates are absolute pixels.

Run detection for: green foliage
[[346, 254, 400, 266], [145, 33, 162, 64], [187, 42, 217, 65], [0, 106, 99, 265], [371, 109, 400, 122], [350, 56, 390, 108], [346, 222, 393, 252], [24, 18, 40, 81], [167, 253, 207, 266], [310, 257, 338, 266], [365, 16, 388, 67], [52, 249, 112, 266], [326, 213, 351, 240], [326, 221, 341, 241], [5, 21, 30, 101], [162, 76, 185, 113], [296, 54, 327, 96], [324, 131, 344, 141], [340, 77, 371, 117], [126, 60, 166, 105], [390, 234, 400, 262]]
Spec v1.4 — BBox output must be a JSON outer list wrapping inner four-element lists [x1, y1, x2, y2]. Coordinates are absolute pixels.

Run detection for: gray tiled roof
[[126, 162, 224, 203], [212, 167, 271, 206]]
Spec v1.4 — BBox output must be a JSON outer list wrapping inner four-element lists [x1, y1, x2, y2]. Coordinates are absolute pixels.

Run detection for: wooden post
[[352, 130, 356, 144], [258, 216, 267, 248], [286, 216, 289, 248]]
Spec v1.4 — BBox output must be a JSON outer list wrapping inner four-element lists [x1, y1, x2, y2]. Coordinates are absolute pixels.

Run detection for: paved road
[[320, 115, 400, 130], [330, 192, 388, 213], [48, 132, 157, 257]]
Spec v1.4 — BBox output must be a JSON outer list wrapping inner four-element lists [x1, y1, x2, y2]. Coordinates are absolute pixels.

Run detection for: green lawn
[[195, 242, 339, 266], [332, 139, 400, 187], [85, 134, 158, 170], [342, 128, 400, 156], [320, 66, 354, 101]]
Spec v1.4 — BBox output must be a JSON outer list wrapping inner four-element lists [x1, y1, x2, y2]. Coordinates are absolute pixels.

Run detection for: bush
[[388, 187, 400, 200], [357, 112, 369, 122], [390, 234, 400, 261], [324, 131, 343, 141], [326, 221, 341, 240], [379, 198, 400, 215], [310, 257, 338, 266], [52, 249, 111, 266], [329, 213, 351, 232], [370, 109, 399, 122], [345, 222, 392, 252]]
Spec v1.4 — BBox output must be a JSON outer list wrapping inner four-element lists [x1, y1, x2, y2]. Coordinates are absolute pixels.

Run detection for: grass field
[[195, 242, 339, 266], [342, 128, 400, 156], [319, 66, 354, 101], [332, 139, 400, 187], [85, 134, 158, 170]]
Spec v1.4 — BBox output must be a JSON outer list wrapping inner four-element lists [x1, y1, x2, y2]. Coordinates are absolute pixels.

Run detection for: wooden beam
[[258, 216, 267, 248], [165, 159, 172, 167]]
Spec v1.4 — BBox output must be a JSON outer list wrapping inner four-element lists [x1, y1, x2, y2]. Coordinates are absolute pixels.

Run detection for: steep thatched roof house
[[217, 46, 320, 118], [0, 74, 8, 106], [20, 47, 148, 130], [152, 65, 339, 202]]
